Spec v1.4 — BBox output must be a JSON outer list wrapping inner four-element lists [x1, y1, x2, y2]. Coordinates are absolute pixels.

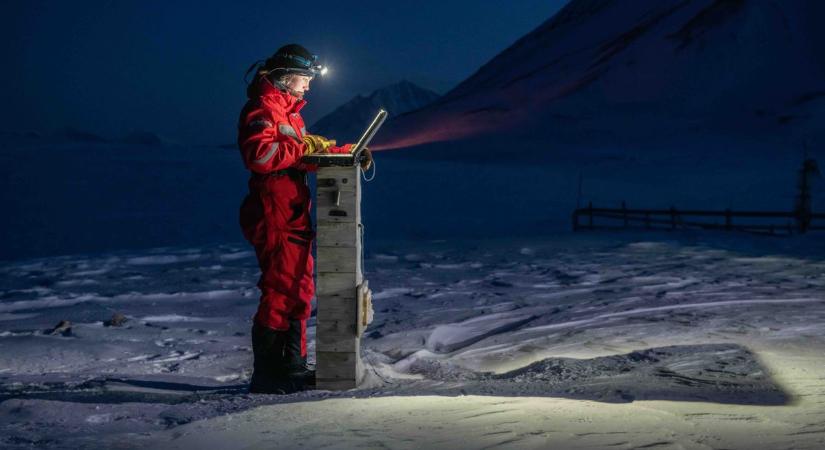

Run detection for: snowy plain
[[2, 233, 825, 449], [1, 131, 824, 448]]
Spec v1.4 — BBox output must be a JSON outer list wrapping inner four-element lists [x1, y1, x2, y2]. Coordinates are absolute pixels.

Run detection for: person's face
[[285, 75, 312, 99]]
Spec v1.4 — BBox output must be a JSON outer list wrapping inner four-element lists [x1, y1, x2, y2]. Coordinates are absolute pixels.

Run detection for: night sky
[[2, 0, 569, 145]]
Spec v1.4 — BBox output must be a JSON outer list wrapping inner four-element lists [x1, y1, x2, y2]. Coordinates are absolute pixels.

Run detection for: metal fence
[[572, 202, 825, 235]]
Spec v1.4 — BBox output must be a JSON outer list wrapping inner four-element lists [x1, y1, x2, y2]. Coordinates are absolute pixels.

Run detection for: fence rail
[[572, 202, 825, 235]]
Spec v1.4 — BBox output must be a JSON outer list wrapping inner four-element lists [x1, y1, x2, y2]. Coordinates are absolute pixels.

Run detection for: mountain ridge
[[310, 80, 440, 143], [374, 0, 825, 151]]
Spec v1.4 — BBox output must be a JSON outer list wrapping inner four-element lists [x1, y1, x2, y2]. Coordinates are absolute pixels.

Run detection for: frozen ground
[[1, 232, 824, 449]]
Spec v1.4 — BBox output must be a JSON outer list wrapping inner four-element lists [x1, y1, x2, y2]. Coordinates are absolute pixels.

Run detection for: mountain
[[374, 0, 825, 151], [311, 80, 440, 143]]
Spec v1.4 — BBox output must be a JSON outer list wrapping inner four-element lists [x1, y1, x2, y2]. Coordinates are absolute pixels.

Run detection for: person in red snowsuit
[[237, 44, 355, 393]]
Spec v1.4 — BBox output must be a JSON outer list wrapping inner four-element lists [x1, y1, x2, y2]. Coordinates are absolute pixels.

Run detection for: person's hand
[[359, 147, 373, 171], [302, 134, 337, 154]]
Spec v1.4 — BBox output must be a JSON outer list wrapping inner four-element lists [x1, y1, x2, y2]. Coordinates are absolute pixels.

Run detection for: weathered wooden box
[[307, 154, 373, 390]]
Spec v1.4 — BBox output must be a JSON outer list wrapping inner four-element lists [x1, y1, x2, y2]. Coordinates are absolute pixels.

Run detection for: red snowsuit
[[238, 77, 350, 358]]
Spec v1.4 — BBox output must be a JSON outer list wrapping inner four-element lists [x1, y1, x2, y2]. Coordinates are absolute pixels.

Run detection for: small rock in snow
[[103, 312, 127, 327], [48, 320, 72, 336]]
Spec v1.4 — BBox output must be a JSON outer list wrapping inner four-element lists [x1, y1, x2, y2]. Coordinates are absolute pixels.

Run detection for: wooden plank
[[315, 188, 359, 209], [316, 191, 360, 224], [317, 272, 359, 297], [317, 246, 361, 274], [317, 296, 357, 317], [316, 222, 360, 248], [316, 177, 357, 192], [317, 332, 357, 352], [316, 350, 360, 380], [319, 166, 360, 180], [316, 297, 360, 353], [317, 337, 357, 353], [317, 316, 357, 337]]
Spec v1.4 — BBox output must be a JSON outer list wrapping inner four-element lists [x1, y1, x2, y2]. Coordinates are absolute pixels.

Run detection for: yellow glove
[[302, 134, 337, 155]]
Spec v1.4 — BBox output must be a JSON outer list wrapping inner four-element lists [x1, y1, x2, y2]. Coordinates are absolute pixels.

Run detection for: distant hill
[[311, 80, 440, 143]]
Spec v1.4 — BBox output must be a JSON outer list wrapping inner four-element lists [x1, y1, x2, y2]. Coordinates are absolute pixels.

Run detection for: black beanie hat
[[263, 44, 320, 77]]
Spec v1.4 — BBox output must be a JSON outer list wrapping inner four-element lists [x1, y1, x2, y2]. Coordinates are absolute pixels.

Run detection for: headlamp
[[283, 53, 327, 76]]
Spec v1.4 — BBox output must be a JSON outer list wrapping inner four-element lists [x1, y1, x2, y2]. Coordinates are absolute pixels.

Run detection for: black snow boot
[[283, 319, 316, 390], [249, 323, 290, 394]]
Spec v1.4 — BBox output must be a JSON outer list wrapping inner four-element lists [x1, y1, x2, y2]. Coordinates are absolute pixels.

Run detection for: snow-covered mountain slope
[[375, 0, 825, 151], [311, 80, 440, 143]]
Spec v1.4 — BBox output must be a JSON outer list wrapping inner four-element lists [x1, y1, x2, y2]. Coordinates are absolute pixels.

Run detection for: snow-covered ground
[[2, 232, 824, 449]]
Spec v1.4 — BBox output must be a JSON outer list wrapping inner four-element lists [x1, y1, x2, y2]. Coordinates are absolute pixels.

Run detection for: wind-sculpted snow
[[1, 234, 825, 448], [425, 313, 538, 353]]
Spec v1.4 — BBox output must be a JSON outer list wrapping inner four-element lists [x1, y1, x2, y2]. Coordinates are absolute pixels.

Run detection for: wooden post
[[313, 163, 373, 390]]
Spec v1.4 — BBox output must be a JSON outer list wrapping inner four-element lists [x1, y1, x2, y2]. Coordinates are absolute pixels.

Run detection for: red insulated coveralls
[[237, 77, 351, 358]]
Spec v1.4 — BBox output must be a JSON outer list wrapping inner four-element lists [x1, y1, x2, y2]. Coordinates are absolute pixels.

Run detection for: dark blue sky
[[2, 0, 568, 144]]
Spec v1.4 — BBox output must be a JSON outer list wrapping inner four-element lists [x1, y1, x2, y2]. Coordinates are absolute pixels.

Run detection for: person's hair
[[277, 73, 299, 86]]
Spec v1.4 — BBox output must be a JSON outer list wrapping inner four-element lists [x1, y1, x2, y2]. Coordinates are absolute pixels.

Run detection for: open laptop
[[301, 109, 388, 167]]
